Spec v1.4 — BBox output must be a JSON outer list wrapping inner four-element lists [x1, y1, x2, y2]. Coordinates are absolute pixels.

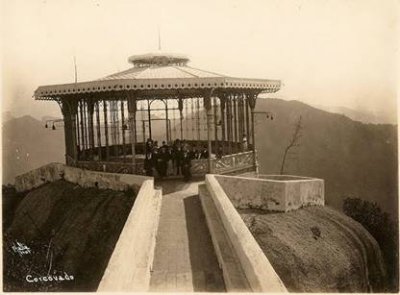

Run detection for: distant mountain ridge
[[314, 104, 397, 125], [2, 115, 65, 184]]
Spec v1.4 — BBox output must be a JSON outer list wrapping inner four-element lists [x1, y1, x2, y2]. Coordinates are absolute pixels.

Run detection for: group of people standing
[[144, 138, 209, 181]]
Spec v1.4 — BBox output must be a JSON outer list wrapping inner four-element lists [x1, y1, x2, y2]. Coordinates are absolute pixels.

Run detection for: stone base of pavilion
[[69, 150, 256, 178]]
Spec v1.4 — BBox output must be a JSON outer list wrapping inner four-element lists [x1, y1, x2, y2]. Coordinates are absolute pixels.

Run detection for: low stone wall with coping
[[14, 162, 161, 291], [215, 174, 324, 212], [14, 162, 150, 193], [97, 180, 162, 291], [205, 174, 287, 292]]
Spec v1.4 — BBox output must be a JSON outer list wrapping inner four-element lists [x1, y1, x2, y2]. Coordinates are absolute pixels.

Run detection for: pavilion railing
[[72, 159, 145, 175], [212, 151, 255, 174], [69, 148, 255, 177], [76, 141, 249, 162]]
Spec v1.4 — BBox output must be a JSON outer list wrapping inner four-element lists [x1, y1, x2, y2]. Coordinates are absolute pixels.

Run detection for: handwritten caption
[[11, 241, 31, 256], [26, 272, 74, 283]]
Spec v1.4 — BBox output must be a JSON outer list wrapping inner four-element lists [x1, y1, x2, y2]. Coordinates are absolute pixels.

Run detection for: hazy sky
[[1, 0, 398, 122]]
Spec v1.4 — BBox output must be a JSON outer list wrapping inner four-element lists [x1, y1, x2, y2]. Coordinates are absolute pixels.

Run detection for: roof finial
[[158, 25, 161, 51]]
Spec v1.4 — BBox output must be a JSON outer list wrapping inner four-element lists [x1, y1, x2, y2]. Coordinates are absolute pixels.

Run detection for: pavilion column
[[79, 100, 86, 159], [147, 99, 152, 140], [95, 101, 102, 160], [246, 93, 258, 172], [245, 96, 250, 150], [213, 97, 218, 150], [219, 96, 226, 155], [238, 94, 245, 152], [87, 99, 95, 159], [76, 109, 80, 154], [61, 98, 78, 165], [204, 92, 213, 173], [226, 96, 232, 154], [165, 99, 169, 142], [103, 100, 110, 161], [121, 100, 127, 160], [233, 96, 238, 150], [127, 93, 137, 170], [178, 98, 184, 140], [83, 100, 89, 155]]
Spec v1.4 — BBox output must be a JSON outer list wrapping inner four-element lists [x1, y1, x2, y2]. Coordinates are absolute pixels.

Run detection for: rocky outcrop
[[241, 206, 387, 292], [3, 180, 136, 292]]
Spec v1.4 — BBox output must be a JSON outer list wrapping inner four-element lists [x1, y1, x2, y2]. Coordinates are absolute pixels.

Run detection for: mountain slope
[[315, 104, 397, 125], [254, 98, 398, 218], [2, 116, 65, 184]]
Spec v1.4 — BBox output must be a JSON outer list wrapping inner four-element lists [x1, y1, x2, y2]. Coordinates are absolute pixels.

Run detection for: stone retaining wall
[[215, 174, 324, 212], [14, 162, 150, 192], [14, 162, 161, 292], [97, 180, 162, 291], [205, 174, 287, 292]]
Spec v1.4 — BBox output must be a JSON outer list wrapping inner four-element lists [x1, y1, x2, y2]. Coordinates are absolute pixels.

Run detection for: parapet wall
[[97, 180, 162, 291], [215, 174, 324, 212], [204, 174, 287, 292], [14, 162, 161, 292], [14, 162, 150, 192]]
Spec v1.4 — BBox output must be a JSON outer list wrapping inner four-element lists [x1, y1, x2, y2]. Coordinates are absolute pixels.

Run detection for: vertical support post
[[121, 100, 126, 160], [196, 97, 201, 147], [60, 98, 78, 165], [87, 99, 95, 159], [147, 99, 152, 140], [204, 91, 213, 173], [83, 100, 88, 154], [79, 100, 86, 159], [165, 99, 169, 142], [76, 110, 80, 155], [95, 101, 102, 160], [127, 92, 137, 170], [213, 97, 218, 150], [233, 95, 238, 149], [226, 96, 232, 154], [219, 95, 226, 155], [238, 94, 244, 152], [103, 99, 110, 161], [178, 97, 184, 140], [245, 96, 250, 149], [246, 93, 258, 172]]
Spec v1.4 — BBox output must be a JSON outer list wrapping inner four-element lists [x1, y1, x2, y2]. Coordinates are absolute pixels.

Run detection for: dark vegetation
[[241, 206, 387, 292], [2, 184, 28, 229], [343, 197, 399, 292], [3, 180, 137, 292]]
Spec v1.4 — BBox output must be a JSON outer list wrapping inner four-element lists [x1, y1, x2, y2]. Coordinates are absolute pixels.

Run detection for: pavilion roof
[[34, 52, 281, 100]]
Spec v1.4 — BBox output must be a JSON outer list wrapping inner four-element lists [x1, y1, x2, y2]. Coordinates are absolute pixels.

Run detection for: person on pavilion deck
[[181, 146, 192, 182]]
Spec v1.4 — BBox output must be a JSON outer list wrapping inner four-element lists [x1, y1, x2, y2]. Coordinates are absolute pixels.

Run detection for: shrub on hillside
[[343, 197, 398, 292]]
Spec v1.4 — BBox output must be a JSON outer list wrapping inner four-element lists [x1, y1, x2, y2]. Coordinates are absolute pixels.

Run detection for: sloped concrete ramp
[[149, 181, 226, 292]]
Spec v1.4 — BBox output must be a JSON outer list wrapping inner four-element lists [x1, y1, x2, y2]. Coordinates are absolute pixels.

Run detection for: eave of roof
[[34, 63, 281, 100], [34, 76, 281, 100]]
